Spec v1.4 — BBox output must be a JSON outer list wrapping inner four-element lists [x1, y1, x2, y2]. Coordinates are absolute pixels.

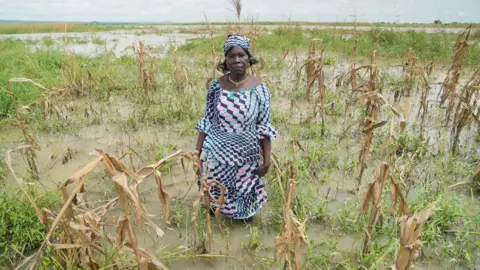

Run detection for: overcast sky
[[0, 0, 478, 23]]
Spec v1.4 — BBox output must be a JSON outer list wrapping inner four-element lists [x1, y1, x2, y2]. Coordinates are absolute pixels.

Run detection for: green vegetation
[[2, 22, 479, 35], [0, 187, 60, 265], [0, 23, 134, 35], [179, 27, 480, 64]]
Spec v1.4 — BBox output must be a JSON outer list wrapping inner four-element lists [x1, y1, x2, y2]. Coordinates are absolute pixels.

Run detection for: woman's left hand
[[256, 163, 270, 177]]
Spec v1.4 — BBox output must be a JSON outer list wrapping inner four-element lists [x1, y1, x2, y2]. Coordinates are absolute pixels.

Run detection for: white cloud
[[0, 0, 478, 23]]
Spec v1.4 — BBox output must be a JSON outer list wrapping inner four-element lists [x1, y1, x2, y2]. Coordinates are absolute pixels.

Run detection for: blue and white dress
[[196, 78, 278, 219]]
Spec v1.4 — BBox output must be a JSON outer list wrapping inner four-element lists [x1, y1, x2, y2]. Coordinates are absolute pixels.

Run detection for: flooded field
[[0, 30, 203, 57], [0, 24, 479, 270]]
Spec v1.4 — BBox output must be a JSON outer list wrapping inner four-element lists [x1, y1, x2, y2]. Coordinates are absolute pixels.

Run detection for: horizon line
[[1, 19, 479, 25]]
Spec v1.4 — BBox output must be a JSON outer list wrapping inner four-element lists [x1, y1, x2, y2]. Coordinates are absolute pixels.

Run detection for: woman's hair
[[217, 47, 259, 74]]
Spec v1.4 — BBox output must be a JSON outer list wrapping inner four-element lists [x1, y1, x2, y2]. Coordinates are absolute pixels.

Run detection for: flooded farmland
[[0, 24, 479, 270]]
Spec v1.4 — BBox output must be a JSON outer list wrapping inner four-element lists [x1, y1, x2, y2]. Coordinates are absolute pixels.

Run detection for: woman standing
[[194, 34, 278, 222]]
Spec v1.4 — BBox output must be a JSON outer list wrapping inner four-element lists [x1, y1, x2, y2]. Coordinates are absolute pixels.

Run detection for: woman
[[194, 34, 278, 222]]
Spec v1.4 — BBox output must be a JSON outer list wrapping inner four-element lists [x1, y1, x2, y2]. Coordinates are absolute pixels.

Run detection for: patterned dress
[[196, 78, 278, 219]]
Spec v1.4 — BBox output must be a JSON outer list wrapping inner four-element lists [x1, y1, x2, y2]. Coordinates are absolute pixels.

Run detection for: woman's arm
[[260, 138, 271, 167], [195, 80, 217, 155], [255, 84, 278, 177], [195, 132, 207, 155]]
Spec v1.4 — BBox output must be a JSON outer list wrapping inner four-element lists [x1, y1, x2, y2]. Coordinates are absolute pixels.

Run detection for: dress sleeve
[[256, 84, 279, 140], [196, 79, 217, 134]]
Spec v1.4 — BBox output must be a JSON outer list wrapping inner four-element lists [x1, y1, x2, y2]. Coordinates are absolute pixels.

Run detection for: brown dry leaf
[[136, 150, 186, 179], [395, 203, 435, 270], [106, 153, 140, 181], [139, 257, 149, 270], [8, 77, 49, 90], [214, 182, 227, 223], [390, 181, 399, 214], [191, 187, 204, 226], [67, 155, 104, 182], [51, 244, 83, 250], [361, 184, 374, 213], [69, 222, 90, 231], [154, 171, 170, 224], [362, 120, 387, 133], [116, 217, 127, 245], [113, 173, 144, 231], [274, 175, 306, 270]]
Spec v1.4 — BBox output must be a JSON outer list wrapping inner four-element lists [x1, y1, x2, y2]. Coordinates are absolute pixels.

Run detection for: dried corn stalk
[[450, 70, 480, 154], [402, 47, 417, 98], [154, 171, 170, 225], [205, 44, 220, 89], [311, 49, 327, 136], [355, 47, 405, 187], [440, 25, 471, 122], [172, 45, 193, 94], [250, 56, 265, 78], [305, 40, 317, 101], [392, 203, 435, 270], [274, 164, 307, 270], [342, 29, 359, 123], [13, 149, 197, 270], [133, 41, 156, 98], [191, 157, 227, 266], [361, 163, 409, 254], [7, 79, 46, 179]]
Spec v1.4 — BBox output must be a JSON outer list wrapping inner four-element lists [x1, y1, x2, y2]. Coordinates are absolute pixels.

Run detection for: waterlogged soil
[[1, 39, 480, 269]]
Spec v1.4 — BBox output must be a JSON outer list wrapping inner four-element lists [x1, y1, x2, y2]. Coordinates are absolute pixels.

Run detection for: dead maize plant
[[12, 147, 197, 270], [6, 78, 47, 179], [191, 156, 227, 266], [392, 203, 435, 270], [133, 41, 156, 98], [440, 25, 471, 122], [274, 163, 307, 270], [450, 69, 480, 154], [361, 162, 408, 254]]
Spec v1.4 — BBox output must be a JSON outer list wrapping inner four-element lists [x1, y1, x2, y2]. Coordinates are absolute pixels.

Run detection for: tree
[[434, 20, 442, 24]]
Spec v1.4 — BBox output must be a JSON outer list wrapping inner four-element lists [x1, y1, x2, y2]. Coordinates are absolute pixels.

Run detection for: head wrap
[[223, 34, 252, 56]]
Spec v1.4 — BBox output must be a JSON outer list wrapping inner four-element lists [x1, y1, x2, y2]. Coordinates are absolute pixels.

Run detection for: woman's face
[[226, 46, 249, 74]]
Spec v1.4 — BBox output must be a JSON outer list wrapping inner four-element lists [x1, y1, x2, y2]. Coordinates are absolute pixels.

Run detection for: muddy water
[[2, 122, 292, 269], [0, 30, 203, 57]]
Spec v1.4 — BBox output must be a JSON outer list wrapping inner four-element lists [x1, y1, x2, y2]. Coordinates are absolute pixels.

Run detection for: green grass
[[0, 23, 131, 35], [177, 27, 480, 65], [0, 186, 60, 265]]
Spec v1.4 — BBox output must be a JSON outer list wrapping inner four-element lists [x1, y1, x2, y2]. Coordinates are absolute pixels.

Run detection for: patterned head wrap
[[223, 34, 252, 56]]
